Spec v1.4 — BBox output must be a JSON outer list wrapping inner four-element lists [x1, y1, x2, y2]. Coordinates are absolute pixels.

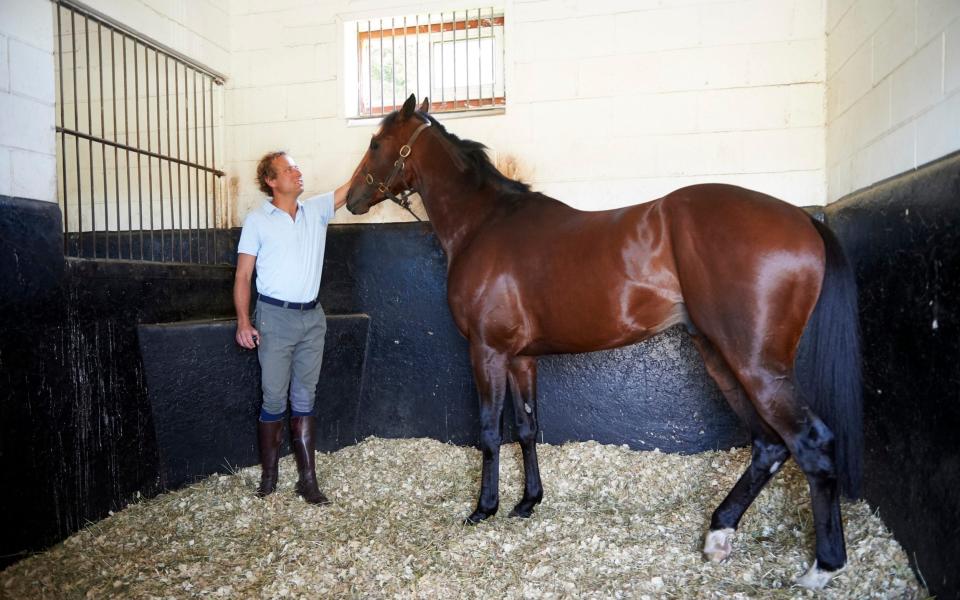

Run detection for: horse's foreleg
[[507, 356, 542, 518], [465, 343, 508, 524], [692, 336, 790, 562]]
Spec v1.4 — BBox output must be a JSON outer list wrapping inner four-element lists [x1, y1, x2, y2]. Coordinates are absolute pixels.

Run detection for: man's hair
[[255, 151, 287, 196]]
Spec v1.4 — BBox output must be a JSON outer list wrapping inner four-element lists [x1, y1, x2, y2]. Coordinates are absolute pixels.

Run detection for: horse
[[344, 94, 863, 590]]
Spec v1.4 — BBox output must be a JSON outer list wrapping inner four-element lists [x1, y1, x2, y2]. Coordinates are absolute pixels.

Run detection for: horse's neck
[[416, 166, 498, 260]]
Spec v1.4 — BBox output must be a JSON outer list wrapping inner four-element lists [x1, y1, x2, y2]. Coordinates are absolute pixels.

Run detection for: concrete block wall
[[826, 0, 960, 200], [506, 0, 827, 209], [78, 0, 230, 76], [226, 0, 829, 222], [0, 0, 57, 203], [6, 0, 960, 224]]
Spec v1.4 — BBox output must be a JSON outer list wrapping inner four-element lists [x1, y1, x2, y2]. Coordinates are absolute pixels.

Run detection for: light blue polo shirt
[[237, 192, 335, 303]]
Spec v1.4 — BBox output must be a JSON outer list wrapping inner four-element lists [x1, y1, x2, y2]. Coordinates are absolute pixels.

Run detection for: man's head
[[255, 151, 304, 198]]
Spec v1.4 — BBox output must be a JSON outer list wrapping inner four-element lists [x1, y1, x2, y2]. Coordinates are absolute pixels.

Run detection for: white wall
[[78, 0, 231, 76], [227, 0, 829, 223], [0, 0, 57, 203], [826, 0, 960, 201], [7, 0, 957, 222], [506, 0, 827, 210]]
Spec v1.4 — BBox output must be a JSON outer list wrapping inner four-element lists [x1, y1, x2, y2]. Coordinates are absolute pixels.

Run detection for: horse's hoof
[[508, 505, 535, 518], [464, 510, 495, 525], [795, 561, 844, 589], [703, 528, 735, 562], [509, 495, 541, 518]]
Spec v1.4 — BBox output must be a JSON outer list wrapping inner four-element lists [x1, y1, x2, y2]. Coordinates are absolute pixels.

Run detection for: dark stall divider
[[825, 151, 960, 600], [10, 151, 958, 599], [0, 193, 237, 568], [138, 314, 370, 490]]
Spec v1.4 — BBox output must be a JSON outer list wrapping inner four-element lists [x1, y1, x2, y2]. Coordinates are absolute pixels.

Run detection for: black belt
[[258, 294, 318, 311]]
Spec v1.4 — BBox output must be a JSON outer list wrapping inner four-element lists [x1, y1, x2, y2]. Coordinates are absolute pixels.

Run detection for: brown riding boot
[[290, 415, 330, 505], [256, 419, 284, 497]]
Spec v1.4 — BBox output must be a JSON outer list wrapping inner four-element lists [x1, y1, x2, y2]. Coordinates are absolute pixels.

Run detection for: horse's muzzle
[[346, 188, 371, 215]]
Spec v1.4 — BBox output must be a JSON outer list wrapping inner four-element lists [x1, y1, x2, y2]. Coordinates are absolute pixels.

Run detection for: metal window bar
[[52, 0, 226, 264], [353, 9, 505, 117]]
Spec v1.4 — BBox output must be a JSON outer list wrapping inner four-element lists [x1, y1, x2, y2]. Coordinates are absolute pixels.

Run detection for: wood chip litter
[[0, 437, 927, 599]]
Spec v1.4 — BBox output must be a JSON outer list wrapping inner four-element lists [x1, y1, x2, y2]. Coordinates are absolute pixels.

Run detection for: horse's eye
[[369, 139, 379, 151]]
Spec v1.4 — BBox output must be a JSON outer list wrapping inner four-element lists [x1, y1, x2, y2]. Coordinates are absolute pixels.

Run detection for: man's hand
[[234, 253, 258, 349], [236, 322, 260, 349]]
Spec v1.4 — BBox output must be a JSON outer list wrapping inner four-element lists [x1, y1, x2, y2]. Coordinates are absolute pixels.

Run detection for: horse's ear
[[400, 94, 417, 119], [419, 97, 430, 114]]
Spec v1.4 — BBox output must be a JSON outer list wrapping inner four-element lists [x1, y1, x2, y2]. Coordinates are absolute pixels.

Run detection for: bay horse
[[345, 94, 862, 589]]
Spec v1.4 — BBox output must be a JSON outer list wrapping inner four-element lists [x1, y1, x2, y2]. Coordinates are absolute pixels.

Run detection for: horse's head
[[346, 94, 432, 215]]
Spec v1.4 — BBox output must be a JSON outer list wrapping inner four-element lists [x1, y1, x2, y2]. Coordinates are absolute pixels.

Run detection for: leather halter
[[363, 117, 432, 221]]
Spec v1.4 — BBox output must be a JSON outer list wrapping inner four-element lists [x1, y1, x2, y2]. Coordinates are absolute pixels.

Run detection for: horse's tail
[[798, 217, 863, 499]]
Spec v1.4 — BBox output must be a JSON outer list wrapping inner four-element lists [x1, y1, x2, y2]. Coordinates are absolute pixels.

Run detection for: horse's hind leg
[[506, 356, 543, 518], [731, 364, 847, 588], [465, 343, 509, 524], [692, 336, 790, 562]]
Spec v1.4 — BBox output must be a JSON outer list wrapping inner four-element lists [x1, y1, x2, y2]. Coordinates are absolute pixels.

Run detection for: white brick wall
[[80, 0, 230, 76], [3, 0, 954, 220], [501, 0, 829, 210], [0, 0, 56, 203], [826, 0, 960, 200], [223, 0, 831, 221]]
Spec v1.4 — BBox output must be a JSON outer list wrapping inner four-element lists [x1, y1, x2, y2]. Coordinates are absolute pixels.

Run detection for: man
[[234, 151, 348, 504]]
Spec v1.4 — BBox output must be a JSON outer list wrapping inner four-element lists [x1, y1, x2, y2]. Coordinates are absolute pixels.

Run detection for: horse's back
[[448, 192, 684, 354]]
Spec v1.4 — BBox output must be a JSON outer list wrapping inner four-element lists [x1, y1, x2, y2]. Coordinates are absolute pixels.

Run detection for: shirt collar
[[262, 198, 305, 215]]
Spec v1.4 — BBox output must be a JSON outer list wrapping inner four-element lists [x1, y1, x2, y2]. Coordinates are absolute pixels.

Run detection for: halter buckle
[[399, 145, 411, 158], [378, 183, 388, 193], [365, 173, 374, 185]]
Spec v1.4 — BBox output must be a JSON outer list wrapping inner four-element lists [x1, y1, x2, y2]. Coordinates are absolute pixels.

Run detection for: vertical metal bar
[[72, 10, 83, 257], [166, 56, 174, 263], [57, 6, 69, 254], [391, 18, 395, 111], [209, 77, 217, 263], [403, 16, 407, 102], [501, 11, 506, 105], [356, 21, 360, 117], [193, 70, 201, 263], [465, 10, 469, 108], [428, 14, 432, 105], [379, 20, 383, 115], [478, 9, 482, 107], [367, 21, 372, 116], [201, 74, 209, 263], [185, 68, 193, 263], [111, 28, 120, 257], [175, 62, 184, 262], [96, 21, 109, 258], [145, 47, 155, 261], [415, 14, 419, 101], [134, 42, 145, 259], [122, 34, 132, 258], [439, 12, 444, 107], [85, 15, 96, 257], [154, 49, 164, 261], [490, 7, 495, 106], [453, 11, 457, 110]]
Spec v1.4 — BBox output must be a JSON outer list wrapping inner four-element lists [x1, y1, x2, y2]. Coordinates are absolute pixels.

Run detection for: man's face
[[267, 154, 304, 196]]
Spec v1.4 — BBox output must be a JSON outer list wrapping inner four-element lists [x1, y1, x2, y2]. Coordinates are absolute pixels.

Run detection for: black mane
[[383, 111, 530, 195]]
